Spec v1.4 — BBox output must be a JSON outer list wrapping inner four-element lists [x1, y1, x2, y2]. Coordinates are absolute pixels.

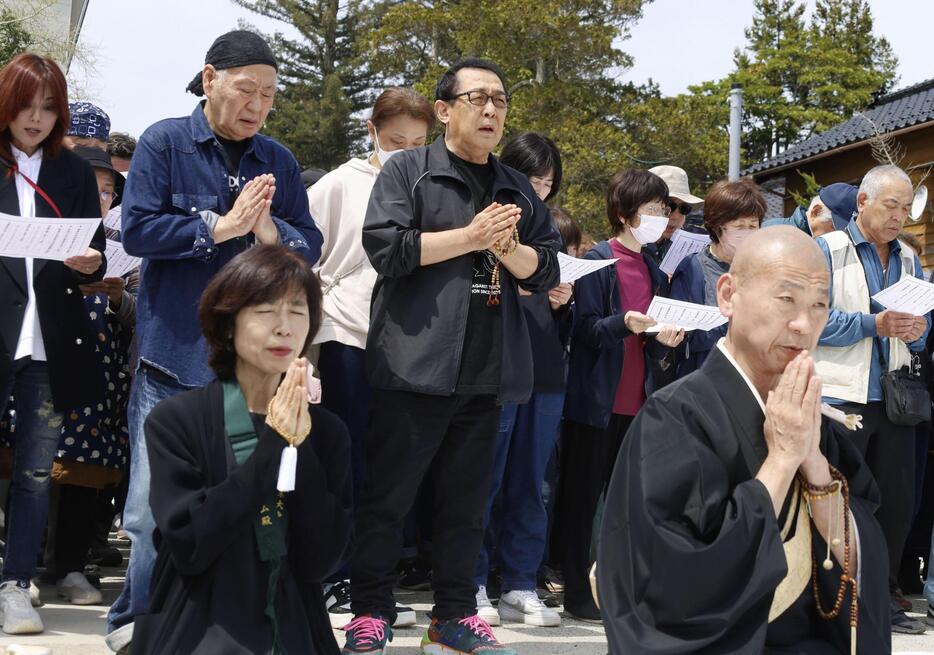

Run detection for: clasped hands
[[763, 351, 827, 479], [266, 357, 312, 448], [465, 202, 520, 255], [215, 173, 278, 244]]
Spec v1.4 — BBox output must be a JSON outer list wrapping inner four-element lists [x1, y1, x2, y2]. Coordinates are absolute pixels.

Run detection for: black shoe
[[891, 599, 926, 634], [397, 559, 431, 591], [564, 596, 602, 623], [325, 580, 353, 630], [925, 604, 934, 628], [538, 588, 561, 609], [88, 546, 123, 568]]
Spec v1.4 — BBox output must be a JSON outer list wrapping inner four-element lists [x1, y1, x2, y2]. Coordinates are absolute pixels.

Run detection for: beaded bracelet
[[265, 398, 311, 445]]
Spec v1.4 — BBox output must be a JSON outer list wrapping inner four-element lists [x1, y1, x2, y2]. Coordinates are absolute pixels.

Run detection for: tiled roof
[[744, 78, 934, 175]]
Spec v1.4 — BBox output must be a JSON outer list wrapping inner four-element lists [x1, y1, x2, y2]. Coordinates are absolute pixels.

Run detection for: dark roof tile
[[744, 78, 934, 175]]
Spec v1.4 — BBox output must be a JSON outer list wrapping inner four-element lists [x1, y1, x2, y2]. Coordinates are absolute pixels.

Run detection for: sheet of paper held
[[643, 296, 728, 333], [871, 275, 934, 316], [0, 212, 101, 261], [104, 239, 142, 278], [659, 230, 711, 276], [558, 251, 617, 284]]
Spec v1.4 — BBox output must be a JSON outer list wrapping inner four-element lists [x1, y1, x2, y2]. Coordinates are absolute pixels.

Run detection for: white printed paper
[[0, 212, 101, 261], [104, 239, 141, 278], [558, 251, 617, 284], [644, 296, 728, 332], [659, 230, 711, 276], [103, 206, 122, 233], [871, 276, 934, 316]]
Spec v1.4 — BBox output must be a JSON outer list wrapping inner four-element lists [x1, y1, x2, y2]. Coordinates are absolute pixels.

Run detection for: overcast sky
[[70, 0, 928, 139]]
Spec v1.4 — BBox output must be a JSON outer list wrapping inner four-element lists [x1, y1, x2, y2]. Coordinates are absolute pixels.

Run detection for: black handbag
[[879, 341, 931, 426]]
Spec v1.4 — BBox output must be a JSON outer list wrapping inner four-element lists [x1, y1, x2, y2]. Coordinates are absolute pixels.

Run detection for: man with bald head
[[813, 164, 930, 634], [598, 226, 890, 654]]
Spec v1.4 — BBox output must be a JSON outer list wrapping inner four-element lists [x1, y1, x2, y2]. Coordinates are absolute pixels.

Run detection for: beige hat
[[649, 165, 704, 205]]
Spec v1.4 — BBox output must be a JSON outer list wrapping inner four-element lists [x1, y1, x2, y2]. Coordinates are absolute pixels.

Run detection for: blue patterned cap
[[68, 102, 111, 140]]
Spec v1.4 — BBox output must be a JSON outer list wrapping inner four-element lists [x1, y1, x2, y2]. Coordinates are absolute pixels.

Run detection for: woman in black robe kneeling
[[133, 244, 353, 654]]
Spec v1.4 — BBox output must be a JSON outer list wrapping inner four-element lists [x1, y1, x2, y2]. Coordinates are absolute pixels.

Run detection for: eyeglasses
[[452, 90, 509, 109], [667, 199, 693, 216], [100, 190, 118, 203], [642, 203, 671, 218]]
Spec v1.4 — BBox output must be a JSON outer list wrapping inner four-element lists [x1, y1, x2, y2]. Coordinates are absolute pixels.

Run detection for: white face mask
[[630, 214, 669, 245], [374, 131, 401, 167]]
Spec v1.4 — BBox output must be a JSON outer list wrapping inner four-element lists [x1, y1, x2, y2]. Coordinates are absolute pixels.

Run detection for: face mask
[[718, 228, 755, 260], [374, 131, 400, 167], [630, 214, 669, 245]]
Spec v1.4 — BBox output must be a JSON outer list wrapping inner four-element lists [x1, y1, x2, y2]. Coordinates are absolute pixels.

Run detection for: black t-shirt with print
[[448, 150, 502, 396], [214, 134, 247, 198]]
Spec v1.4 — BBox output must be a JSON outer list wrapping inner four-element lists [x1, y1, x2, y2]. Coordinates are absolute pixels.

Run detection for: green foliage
[[788, 169, 821, 208], [0, 7, 34, 67]]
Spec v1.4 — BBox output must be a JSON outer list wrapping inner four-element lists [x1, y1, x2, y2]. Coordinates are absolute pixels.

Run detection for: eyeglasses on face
[[642, 202, 672, 218], [452, 90, 509, 109], [100, 190, 118, 203], [667, 199, 693, 216]]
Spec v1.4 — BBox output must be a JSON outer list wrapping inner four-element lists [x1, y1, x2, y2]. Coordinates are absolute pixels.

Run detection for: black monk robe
[[597, 345, 890, 655], [133, 380, 354, 655]]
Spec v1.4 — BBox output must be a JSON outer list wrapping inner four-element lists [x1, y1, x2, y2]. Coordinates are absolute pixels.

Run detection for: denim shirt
[[816, 220, 931, 404], [122, 103, 323, 387]]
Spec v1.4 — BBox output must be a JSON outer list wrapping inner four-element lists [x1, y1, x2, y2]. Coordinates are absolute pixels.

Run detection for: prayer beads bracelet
[[491, 227, 520, 259], [265, 398, 311, 445]]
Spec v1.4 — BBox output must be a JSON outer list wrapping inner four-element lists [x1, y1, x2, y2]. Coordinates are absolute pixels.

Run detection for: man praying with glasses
[[341, 58, 561, 655]]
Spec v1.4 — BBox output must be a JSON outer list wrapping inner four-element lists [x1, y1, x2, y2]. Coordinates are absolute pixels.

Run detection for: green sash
[[222, 380, 289, 655]]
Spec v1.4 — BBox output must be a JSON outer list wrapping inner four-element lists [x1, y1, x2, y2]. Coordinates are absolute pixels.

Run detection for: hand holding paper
[[0, 212, 101, 261], [871, 275, 934, 316], [644, 296, 728, 333], [659, 230, 711, 276]]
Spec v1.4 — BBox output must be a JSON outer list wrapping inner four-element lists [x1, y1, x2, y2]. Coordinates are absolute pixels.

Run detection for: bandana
[[68, 102, 110, 140], [186, 30, 278, 96]]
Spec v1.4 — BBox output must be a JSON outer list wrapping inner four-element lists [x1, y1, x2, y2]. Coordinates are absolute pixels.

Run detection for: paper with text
[[872, 275, 934, 316], [644, 296, 728, 333], [0, 213, 100, 261], [558, 252, 617, 284], [659, 230, 711, 276], [104, 239, 142, 278]]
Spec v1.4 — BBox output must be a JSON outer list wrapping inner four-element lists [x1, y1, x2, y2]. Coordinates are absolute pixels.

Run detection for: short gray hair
[[808, 196, 832, 223], [858, 164, 912, 200]]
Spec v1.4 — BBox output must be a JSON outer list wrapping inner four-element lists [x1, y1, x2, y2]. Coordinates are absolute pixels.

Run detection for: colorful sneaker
[[342, 614, 392, 654], [420, 615, 516, 655]]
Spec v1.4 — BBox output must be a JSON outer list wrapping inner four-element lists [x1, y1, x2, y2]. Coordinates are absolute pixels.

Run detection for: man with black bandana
[[341, 58, 560, 655], [104, 30, 321, 654]]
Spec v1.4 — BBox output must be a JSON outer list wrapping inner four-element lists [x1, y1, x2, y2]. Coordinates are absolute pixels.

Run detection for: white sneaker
[[0, 581, 43, 634], [499, 589, 561, 627], [57, 572, 103, 605], [476, 585, 500, 626], [394, 601, 417, 628], [28, 580, 42, 608]]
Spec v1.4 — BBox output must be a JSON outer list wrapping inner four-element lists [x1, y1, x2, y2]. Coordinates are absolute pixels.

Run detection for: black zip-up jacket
[[362, 136, 561, 404]]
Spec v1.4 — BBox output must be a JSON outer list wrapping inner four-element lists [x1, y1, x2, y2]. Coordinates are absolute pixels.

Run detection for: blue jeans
[[0, 359, 62, 584], [107, 365, 187, 634], [474, 391, 564, 591]]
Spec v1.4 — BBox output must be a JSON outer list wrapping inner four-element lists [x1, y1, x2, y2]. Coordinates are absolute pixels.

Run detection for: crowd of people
[[1, 27, 934, 655]]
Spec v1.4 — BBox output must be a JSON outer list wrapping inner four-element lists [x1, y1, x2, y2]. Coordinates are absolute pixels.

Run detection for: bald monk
[[597, 226, 890, 654]]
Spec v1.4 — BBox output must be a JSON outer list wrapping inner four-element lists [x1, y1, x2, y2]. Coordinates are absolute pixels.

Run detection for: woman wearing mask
[[473, 132, 571, 628], [669, 178, 766, 378], [557, 169, 684, 622], [0, 53, 105, 634], [308, 87, 433, 628]]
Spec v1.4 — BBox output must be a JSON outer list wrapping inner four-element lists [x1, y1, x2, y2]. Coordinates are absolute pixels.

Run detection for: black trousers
[[554, 414, 633, 607], [45, 483, 113, 579], [350, 389, 500, 622], [838, 401, 915, 590]]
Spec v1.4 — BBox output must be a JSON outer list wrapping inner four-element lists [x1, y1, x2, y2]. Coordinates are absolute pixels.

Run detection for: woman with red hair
[[0, 52, 105, 635]]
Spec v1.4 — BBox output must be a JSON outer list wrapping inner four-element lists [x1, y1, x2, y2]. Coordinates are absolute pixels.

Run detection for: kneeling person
[[598, 226, 890, 654]]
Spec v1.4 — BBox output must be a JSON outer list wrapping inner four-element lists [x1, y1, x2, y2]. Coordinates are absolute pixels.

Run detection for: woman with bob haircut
[[669, 177, 766, 378], [0, 53, 105, 634], [132, 245, 353, 655], [556, 168, 684, 621]]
